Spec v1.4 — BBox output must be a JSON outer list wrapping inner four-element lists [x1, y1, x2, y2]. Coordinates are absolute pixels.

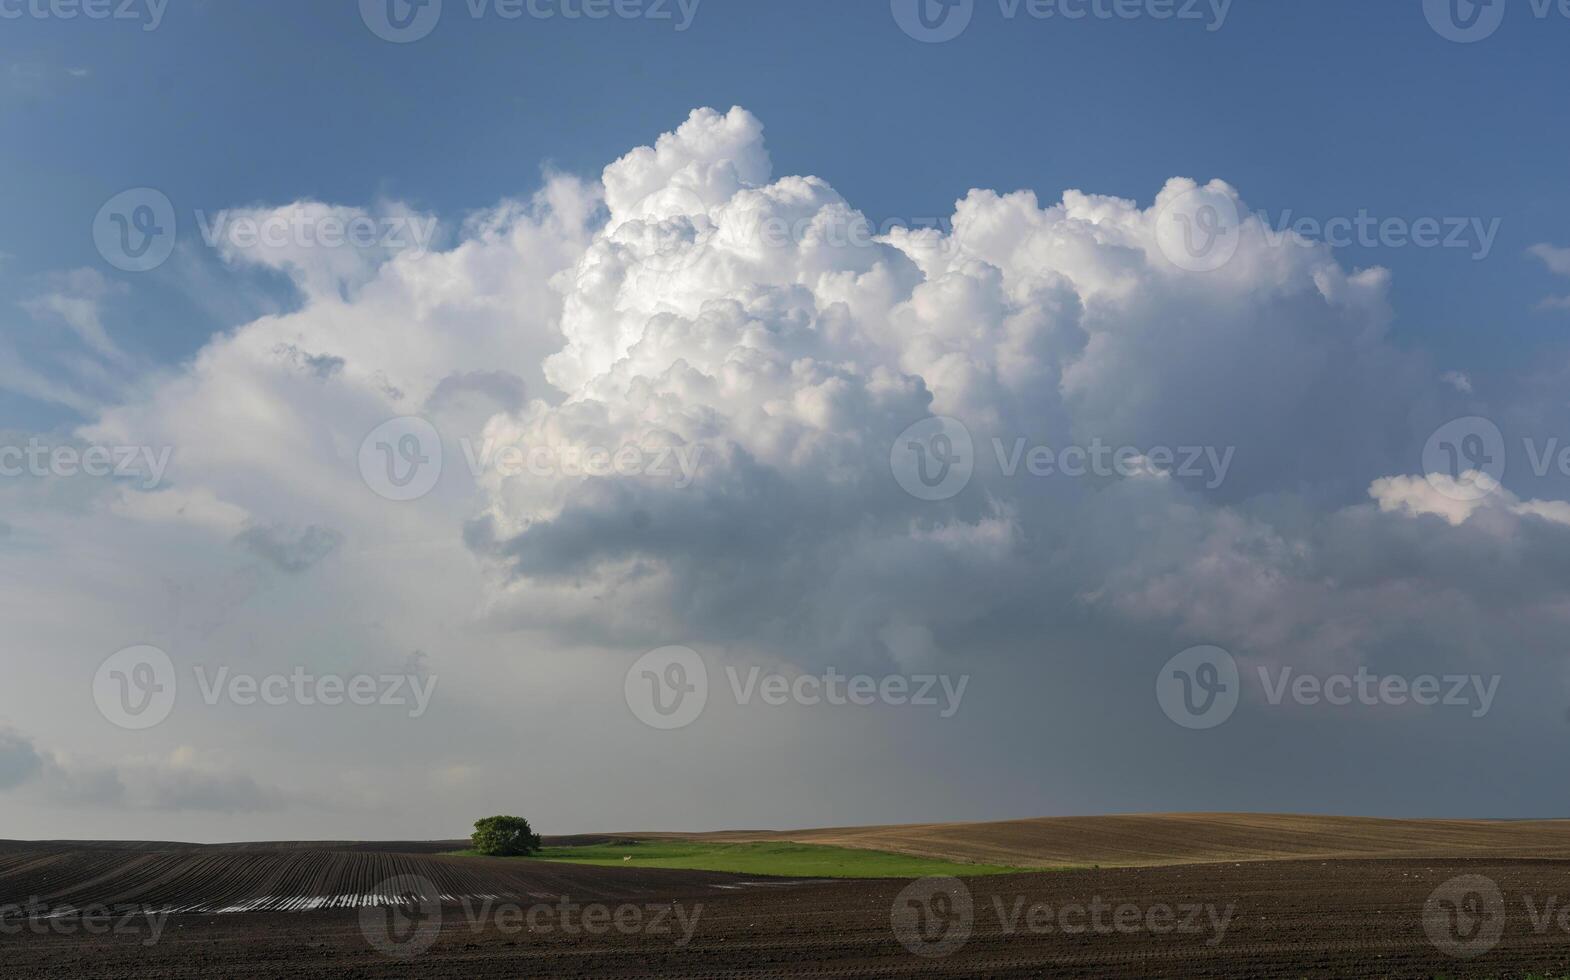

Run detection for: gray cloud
[[234, 524, 343, 574], [0, 730, 45, 790], [274, 344, 345, 380], [0, 731, 284, 814], [428, 370, 527, 415]]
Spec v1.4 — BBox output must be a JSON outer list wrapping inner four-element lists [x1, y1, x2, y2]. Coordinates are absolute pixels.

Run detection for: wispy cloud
[[1528, 243, 1570, 311]]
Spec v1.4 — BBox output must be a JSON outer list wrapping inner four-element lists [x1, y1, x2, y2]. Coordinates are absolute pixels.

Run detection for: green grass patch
[[454, 840, 1028, 878]]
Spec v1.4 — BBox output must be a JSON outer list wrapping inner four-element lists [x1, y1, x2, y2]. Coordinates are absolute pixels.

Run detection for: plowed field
[[2, 853, 1570, 977], [0, 845, 770, 914], [6, 818, 1570, 977]]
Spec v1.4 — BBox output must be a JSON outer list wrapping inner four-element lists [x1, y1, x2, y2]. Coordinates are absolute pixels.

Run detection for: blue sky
[[4, 0, 1569, 431], [5, 2, 1570, 839]]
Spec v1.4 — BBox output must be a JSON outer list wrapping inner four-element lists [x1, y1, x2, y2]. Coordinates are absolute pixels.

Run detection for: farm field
[[4, 816, 1570, 977], [527, 840, 1028, 877], [0, 844, 755, 913], [2, 852, 1570, 977], [635, 812, 1570, 868]]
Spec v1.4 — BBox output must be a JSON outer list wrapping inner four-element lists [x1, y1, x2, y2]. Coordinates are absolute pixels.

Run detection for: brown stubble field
[[639, 811, 1570, 867]]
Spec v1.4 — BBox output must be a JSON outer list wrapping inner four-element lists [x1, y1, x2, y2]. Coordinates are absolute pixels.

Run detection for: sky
[[1, 0, 1569, 841]]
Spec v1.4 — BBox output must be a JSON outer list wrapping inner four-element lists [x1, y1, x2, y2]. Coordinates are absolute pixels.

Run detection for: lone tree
[[471, 815, 542, 857]]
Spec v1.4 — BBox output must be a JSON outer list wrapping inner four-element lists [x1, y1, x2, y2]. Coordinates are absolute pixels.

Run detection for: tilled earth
[[3, 849, 1570, 978], [0, 845, 749, 913]]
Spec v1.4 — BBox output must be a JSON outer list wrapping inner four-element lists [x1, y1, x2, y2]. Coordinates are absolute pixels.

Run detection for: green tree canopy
[[471, 815, 542, 857]]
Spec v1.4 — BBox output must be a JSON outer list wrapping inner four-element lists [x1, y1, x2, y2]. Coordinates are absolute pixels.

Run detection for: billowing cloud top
[[5, 107, 1568, 837]]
